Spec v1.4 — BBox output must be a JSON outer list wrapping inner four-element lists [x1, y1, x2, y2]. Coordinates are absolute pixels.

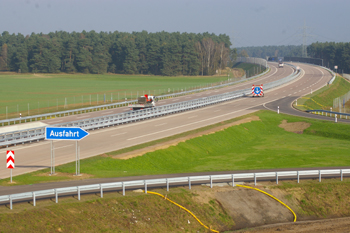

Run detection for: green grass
[[3, 110, 350, 186], [276, 179, 350, 218], [0, 73, 231, 118], [294, 76, 350, 111], [0, 188, 234, 232]]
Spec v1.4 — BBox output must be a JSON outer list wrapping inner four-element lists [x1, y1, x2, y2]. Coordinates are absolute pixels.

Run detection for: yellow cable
[[236, 184, 297, 222], [144, 191, 219, 233]]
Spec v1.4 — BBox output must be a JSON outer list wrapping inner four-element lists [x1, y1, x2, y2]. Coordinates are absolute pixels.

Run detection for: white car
[[278, 62, 284, 68]]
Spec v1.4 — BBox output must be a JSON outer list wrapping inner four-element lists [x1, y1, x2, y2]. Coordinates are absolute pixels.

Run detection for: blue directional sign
[[254, 87, 262, 95], [45, 127, 89, 140]]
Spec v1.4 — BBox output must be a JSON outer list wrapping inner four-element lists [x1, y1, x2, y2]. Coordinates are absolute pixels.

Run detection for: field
[[0, 73, 235, 119], [3, 110, 350, 186]]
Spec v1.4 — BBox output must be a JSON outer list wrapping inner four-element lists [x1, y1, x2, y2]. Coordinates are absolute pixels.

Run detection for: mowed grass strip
[[295, 76, 350, 110], [2, 110, 350, 186]]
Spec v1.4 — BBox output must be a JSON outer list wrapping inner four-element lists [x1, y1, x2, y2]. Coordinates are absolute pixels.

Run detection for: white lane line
[[48, 120, 63, 123], [101, 111, 114, 115], [288, 94, 292, 96], [111, 132, 127, 137], [55, 145, 73, 150], [155, 123, 167, 127], [213, 109, 221, 112], [76, 115, 90, 119], [188, 115, 197, 119]]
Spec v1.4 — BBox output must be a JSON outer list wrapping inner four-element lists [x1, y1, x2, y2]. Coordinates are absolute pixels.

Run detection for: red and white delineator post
[[252, 84, 264, 97]]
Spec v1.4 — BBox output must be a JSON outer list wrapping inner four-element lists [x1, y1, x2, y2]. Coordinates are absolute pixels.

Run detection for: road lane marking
[[76, 115, 90, 119], [55, 145, 73, 150], [213, 109, 221, 112], [155, 123, 167, 127], [188, 115, 198, 119], [102, 111, 114, 115], [111, 132, 127, 137], [127, 96, 286, 141]]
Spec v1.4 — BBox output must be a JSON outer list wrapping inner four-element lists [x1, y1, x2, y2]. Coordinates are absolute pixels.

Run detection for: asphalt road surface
[[0, 62, 341, 183]]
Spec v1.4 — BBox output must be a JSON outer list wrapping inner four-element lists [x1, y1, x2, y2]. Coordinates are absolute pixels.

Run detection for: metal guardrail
[[283, 58, 336, 85], [1, 168, 348, 210], [0, 59, 269, 127], [306, 109, 350, 119], [0, 64, 299, 148]]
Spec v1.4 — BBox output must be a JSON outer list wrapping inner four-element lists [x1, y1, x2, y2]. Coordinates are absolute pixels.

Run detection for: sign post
[[7, 150, 15, 183], [45, 127, 89, 176]]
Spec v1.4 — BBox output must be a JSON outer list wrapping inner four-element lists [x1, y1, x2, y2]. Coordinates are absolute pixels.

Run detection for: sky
[[0, 0, 349, 47]]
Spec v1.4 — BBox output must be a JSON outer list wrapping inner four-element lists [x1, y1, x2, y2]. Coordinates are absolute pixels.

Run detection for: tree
[[0, 44, 8, 70]]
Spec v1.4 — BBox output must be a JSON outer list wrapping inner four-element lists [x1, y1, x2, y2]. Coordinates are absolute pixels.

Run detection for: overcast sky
[[0, 0, 349, 47]]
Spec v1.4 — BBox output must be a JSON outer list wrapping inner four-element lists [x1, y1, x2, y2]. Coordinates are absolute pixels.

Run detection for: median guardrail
[[0, 168, 348, 210], [0, 64, 299, 148], [0, 58, 269, 127]]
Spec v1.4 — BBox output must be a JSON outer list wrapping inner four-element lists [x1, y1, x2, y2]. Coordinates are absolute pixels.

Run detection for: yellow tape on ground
[[236, 185, 297, 222], [301, 97, 325, 108], [144, 191, 219, 233]]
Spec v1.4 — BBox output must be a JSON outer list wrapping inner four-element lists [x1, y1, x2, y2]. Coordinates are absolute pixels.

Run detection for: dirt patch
[[113, 116, 260, 159], [232, 68, 245, 78], [215, 185, 293, 230], [233, 217, 350, 233], [279, 120, 311, 134]]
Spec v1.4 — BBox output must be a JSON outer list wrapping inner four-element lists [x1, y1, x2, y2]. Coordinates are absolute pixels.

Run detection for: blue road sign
[[45, 127, 89, 140], [254, 87, 261, 94]]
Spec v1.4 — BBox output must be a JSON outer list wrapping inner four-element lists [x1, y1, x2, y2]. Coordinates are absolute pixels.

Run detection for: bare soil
[[113, 116, 260, 159], [279, 120, 311, 134], [234, 217, 350, 232]]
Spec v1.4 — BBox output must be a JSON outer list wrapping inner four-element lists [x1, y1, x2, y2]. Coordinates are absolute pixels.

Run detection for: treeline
[[308, 42, 350, 73], [237, 45, 302, 59], [0, 30, 232, 76]]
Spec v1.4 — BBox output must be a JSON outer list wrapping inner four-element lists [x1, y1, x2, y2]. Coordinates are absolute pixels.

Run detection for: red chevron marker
[[6, 150, 14, 169]]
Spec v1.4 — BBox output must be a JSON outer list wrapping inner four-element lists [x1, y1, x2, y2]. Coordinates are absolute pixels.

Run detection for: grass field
[[3, 110, 350, 186], [294, 76, 350, 111], [0, 73, 234, 118]]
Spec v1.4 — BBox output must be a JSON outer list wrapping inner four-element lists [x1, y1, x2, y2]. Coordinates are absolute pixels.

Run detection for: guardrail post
[[319, 170, 321, 182], [276, 172, 278, 184], [33, 192, 36, 206], [55, 189, 58, 203], [231, 174, 234, 187], [254, 173, 257, 186], [10, 195, 12, 210], [122, 182, 125, 196], [297, 171, 299, 183], [166, 178, 169, 191], [78, 187, 80, 200], [210, 175, 212, 188], [335, 114, 337, 123], [341, 170, 343, 181], [144, 180, 147, 194], [188, 177, 191, 190], [100, 184, 103, 198]]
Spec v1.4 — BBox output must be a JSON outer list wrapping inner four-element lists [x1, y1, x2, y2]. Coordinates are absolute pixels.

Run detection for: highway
[[0, 62, 336, 181]]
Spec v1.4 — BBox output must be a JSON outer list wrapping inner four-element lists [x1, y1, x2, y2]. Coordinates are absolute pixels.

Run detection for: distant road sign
[[45, 127, 89, 140], [7, 151, 14, 169]]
